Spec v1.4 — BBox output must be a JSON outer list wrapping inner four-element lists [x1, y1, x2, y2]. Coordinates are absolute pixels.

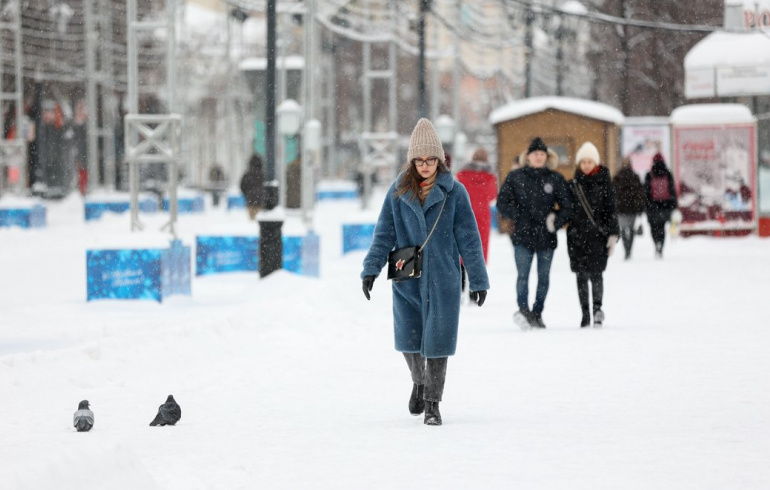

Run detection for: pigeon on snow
[[149, 395, 181, 426], [73, 400, 94, 432]]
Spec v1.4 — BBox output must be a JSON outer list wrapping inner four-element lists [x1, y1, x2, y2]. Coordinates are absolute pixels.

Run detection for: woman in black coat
[[612, 158, 646, 259], [567, 142, 619, 328], [644, 153, 678, 258]]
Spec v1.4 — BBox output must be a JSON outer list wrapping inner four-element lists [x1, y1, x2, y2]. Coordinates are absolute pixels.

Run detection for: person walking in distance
[[612, 157, 646, 260], [239, 154, 265, 220], [456, 148, 498, 263], [361, 118, 489, 426], [497, 137, 573, 329], [644, 153, 678, 258], [567, 142, 620, 328]]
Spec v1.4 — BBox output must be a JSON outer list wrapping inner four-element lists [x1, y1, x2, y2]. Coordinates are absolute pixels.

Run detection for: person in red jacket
[[456, 148, 498, 262]]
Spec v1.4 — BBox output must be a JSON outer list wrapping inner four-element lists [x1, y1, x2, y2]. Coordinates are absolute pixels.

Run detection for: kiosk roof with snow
[[490, 96, 625, 183], [670, 104, 757, 126]]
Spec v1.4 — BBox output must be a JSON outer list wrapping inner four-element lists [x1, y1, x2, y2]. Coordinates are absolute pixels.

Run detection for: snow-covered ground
[[1, 190, 769, 489]]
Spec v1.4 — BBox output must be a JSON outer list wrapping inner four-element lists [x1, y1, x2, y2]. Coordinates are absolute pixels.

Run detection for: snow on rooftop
[[685, 31, 770, 69], [489, 96, 625, 125], [670, 104, 756, 125]]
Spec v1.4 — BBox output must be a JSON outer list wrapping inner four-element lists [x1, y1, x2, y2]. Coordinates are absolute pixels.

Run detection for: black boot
[[580, 308, 591, 328], [409, 384, 425, 415], [424, 401, 442, 426]]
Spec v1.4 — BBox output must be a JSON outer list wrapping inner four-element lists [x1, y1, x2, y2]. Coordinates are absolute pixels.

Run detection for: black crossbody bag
[[387, 195, 448, 282], [572, 181, 609, 237]]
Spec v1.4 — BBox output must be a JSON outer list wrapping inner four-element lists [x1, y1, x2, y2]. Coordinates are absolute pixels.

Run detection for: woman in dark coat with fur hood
[[567, 142, 619, 328]]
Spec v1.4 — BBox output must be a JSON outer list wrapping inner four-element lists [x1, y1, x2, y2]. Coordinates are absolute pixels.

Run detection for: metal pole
[[430, 7, 439, 121], [418, 0, 429, 119], [264, 0, 278, 209], [452, 0, 461, 169], [555, 13, 563, 96], [127, 0, 138, 115], [85, 0, 99, 191], [524, 0, 534, 98], [225, 13, 235, 185], [361, 0, 372, 210], [302, 0, 317, 226], [389, 0, 398, 179], [101, 0, 116, 190], [325, 29, 337, 178], [127, 0, 139, 229]]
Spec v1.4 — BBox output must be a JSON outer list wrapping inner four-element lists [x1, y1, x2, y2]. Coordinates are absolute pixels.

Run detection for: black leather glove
[[362, 275, 375, 300], [469, 290, 487, 307]]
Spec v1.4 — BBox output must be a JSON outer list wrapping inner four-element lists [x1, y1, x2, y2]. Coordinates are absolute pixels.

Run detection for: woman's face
[[413, 155, 439, 179], [579, 158, 597, 174]]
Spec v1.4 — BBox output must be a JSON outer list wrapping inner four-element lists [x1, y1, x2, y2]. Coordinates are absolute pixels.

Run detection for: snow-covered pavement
[[1, 192, 769, 489]]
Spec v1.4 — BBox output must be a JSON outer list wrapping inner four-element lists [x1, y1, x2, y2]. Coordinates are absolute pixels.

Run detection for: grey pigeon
[[149, 395, 181, 426], [73, 400, 94, 432]]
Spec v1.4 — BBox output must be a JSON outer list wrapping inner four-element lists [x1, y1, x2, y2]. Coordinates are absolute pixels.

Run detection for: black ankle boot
[[580, 309, 591, 328], [409, 384, 425, 415], [424, 401, 442, 426]]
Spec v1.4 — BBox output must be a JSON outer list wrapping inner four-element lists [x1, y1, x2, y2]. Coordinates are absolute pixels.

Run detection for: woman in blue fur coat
[[361, 118, 489, 426]]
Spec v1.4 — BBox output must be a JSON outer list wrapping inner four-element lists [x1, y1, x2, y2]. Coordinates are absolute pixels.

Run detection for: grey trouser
[[403, 353, 448, 402], [617, 214, 636, 255]]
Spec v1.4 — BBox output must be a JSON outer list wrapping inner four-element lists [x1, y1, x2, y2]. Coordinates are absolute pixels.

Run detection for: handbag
[[572, 181, 609, 237], [387, 195, 448, 282]]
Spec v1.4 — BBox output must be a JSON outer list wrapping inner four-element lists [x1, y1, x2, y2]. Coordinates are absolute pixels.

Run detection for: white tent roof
[[685, 31, 770, 69], [489, 96, 624, 125], [670, 104, 756, 126]]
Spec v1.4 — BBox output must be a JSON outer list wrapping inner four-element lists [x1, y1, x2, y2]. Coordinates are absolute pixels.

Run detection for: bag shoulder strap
[[573, 181, 600, 229], [419, 193, 448, 251]]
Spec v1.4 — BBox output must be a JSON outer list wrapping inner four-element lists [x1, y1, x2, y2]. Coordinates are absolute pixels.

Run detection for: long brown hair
[[395, 158, 449, 200]]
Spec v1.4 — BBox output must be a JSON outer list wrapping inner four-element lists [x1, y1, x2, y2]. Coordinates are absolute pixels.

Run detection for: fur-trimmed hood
[[519, 148, 560, 170]]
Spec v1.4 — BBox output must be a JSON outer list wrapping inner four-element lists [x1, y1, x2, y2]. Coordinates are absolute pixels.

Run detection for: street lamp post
[[303, 119, 321, 228]]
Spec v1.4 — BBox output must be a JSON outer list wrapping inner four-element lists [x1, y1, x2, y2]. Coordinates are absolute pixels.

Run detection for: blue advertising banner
[[87, 241, 192, 302], [195, 234, 320, 277], [317, 189, 358, 200], [196, 236, 258, 276], [0, 205, 47, 229], [342, 224, 375, 254], [84, 199, 158, 221], [163, 196, 204, 213], [87, 249, 164, 301], [227, 194, 246, 210]]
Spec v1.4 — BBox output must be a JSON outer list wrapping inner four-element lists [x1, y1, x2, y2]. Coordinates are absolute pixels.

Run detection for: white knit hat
[[407, 118, 445, 164], [575, 142, 600, 165]]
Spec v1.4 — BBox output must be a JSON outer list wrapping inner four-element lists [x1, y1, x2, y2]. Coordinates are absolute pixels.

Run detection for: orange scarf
[[418, 173, 437, 203]]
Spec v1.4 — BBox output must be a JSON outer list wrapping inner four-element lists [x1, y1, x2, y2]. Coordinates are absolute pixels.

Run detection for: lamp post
[[303, 119, 321, 228], [276, 98, 302, 209]]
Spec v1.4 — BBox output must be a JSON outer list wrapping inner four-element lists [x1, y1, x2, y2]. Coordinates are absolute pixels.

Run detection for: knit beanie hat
[[407, 118, 445, 164], [527, 137, 548, 154], [575, 142, 600, 165], [652, 152, 666, 165]]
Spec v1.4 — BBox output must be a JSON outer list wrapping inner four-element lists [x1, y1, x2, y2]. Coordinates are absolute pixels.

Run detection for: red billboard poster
[[673, 124, 756, 232]]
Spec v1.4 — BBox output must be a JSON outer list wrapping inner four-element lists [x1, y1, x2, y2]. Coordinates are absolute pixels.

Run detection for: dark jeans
[[576, 272, 603, 313], [514, 245, 554, 314], [617, 214, 636, 257], [403, 353, 448, 402]]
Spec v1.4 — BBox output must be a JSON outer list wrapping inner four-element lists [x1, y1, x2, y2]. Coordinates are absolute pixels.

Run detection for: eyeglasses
[[412, 157, 439, 167]]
